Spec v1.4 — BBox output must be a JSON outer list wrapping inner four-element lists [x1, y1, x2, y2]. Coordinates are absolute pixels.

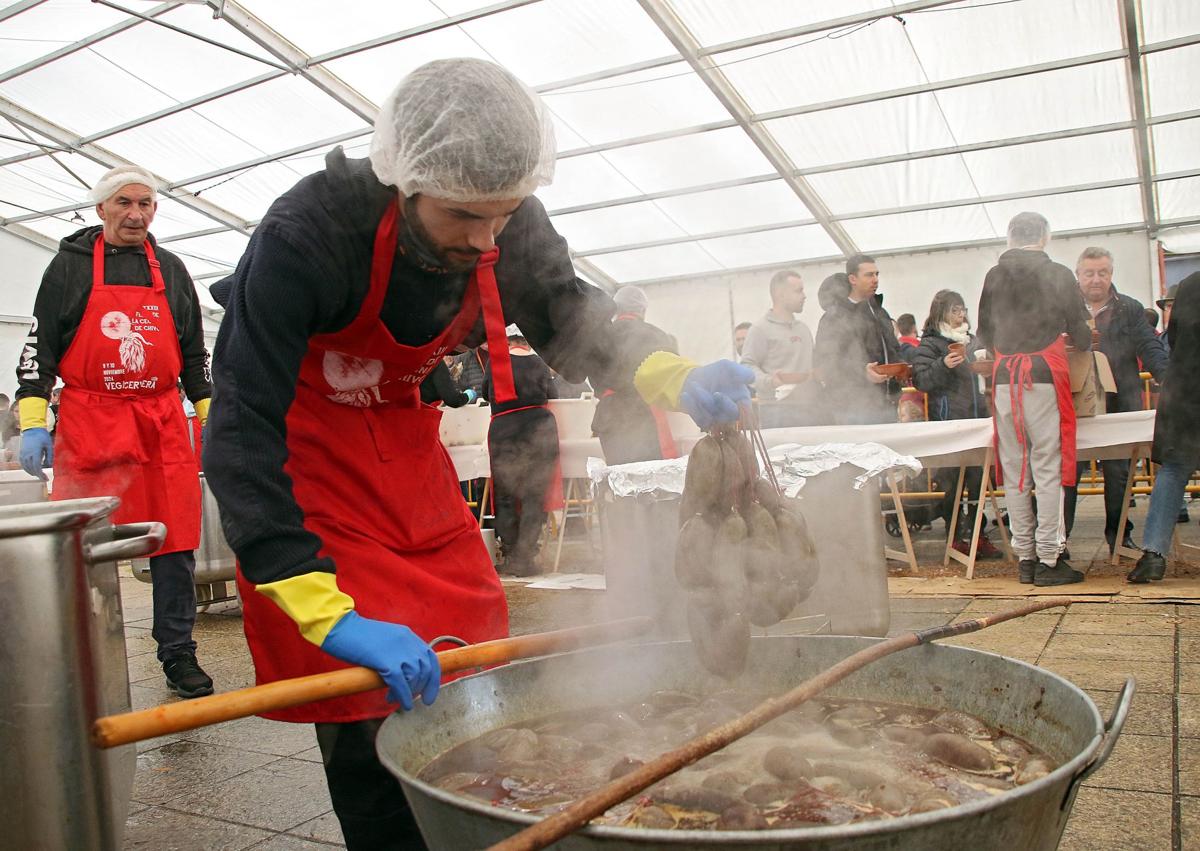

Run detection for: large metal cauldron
[[378, 637, 1131, 850], [0, 497, 165, 850]]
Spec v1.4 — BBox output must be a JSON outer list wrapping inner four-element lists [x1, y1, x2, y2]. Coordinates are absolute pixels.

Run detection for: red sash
[[991, 335, 1077, 490]]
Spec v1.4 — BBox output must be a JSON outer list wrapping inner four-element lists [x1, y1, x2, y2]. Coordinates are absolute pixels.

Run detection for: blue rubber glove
[[679, 360, 755, 430], [321, 614, 444, 705], [19, 428, 53, 481], [464, 388, 478, 404], [320, 611, 441, 710]]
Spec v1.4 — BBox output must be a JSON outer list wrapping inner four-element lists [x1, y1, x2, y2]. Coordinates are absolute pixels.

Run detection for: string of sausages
[[674, 405, 821, 678]]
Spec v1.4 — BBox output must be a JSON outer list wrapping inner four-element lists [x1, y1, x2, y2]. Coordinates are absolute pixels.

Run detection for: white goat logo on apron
[[100, 310, 152, 375], [322, 351, 385, 407]]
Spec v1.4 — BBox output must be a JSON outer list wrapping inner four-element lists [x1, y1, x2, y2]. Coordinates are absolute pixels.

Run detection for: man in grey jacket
[[740, 270, 817, 425]]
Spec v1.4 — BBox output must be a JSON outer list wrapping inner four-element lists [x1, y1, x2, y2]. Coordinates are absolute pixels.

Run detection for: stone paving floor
[[115, 497, 1199, 850]]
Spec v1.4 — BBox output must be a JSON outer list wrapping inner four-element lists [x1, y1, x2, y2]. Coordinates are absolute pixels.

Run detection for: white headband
[[89, 166, 159, 203]]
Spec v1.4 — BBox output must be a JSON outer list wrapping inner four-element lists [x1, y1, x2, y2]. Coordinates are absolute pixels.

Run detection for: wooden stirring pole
[[93, 616, 652, 749], [489, 598, 1071, 851]]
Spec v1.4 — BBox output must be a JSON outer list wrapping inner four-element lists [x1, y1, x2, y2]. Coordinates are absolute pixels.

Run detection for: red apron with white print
[[51, 236, 201, 556], [237, 199, 512, 723]]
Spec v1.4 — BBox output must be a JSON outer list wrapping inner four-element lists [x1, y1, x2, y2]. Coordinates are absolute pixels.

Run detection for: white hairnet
[[505, 323, 523, 338], [613, 286, 649, 315], [89, 165, 158, 203], [370, 58, 556, 202]]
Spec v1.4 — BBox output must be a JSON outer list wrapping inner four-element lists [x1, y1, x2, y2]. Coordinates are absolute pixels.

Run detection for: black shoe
[[1105, 530, 1139, 554], [1018, 559, 1037, 584], [1179, 509, 1190, 524], [1034, 558, 1085, 587], [163, 654, 214, 699], [1061, 547, 1071, 561], [1128, 551, 1166, 584]]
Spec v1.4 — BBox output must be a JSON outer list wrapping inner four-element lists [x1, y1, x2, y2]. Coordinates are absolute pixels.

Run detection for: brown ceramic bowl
[[948, 342, 966, 357], [970, 359, 994, 375], [873, 362, 911, 380]]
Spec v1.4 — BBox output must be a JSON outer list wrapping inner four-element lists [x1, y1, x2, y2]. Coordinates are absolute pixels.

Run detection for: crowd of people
[[726, 214, 1196, 588]]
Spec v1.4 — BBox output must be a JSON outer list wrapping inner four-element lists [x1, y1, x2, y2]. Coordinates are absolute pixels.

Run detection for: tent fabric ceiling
[[0, 0, 1197, 293]]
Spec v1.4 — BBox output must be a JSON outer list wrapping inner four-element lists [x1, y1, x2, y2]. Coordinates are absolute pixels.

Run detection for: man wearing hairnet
[[591, 285, 682, 464], [15, 165, 214, 698], [204, 58, 753, 848]]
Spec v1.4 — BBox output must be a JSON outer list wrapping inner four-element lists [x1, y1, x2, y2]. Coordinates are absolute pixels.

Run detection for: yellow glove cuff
[[633, 350, 697, 410], [256, 572, 355, 646], [18, 396, 48, 431], [193, 397, 210, 426]]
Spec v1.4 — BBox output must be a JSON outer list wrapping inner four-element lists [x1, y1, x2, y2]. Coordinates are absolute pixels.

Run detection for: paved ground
[[115, 495, 1200, 850]]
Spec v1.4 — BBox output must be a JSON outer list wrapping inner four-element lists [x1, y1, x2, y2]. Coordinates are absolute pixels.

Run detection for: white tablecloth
[[442, 411, 1157, 482]]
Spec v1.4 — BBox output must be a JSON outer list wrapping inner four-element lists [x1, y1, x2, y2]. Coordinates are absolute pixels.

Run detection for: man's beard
[[399, 196, 480, 274]]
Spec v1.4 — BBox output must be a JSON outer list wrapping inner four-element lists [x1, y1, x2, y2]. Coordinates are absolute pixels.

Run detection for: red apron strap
[[363, 201, 400, 323], [475, 248, 516, 404], [92, 235, 105, 290], [92, 236, 166, 293], [143, 240, 166, 294], [649, 405, 679, 459]]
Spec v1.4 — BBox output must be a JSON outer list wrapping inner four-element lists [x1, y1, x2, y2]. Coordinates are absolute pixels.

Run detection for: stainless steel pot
[[132, 473, 238, 608], [378, 636, 1131, 850], [0, 497, 165, 851]]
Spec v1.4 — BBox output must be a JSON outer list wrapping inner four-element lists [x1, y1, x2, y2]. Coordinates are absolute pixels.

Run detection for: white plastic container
[[438, 399, 491, 447], [547, 394, 598, 441]]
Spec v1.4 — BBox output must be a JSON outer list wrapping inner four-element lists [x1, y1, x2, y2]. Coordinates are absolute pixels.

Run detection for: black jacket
[[813, 296, 901, 422], [977, 248, 1091, 382], [483, 351, 557, 414], [910, 330, 986, 421], [1152, 271, 1200, 467], [16, 227, 211, 403], [591, 316, 677, 464], [205, 148, 656, 585], [1089, 287, 1168, 413]]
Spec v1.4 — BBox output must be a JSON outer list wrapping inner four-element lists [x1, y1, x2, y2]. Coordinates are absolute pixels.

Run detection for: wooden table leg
[[477, 477, 491, 529], [982, 448, 1013, 560], [551, 478, 574, 574], [943, 464, 967, 568], [883, 471, 919, 573]]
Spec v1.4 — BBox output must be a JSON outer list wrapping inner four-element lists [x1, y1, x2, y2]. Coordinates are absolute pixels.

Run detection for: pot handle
[[1062, 676, 1135, 808], [85, 521, 167, 564]]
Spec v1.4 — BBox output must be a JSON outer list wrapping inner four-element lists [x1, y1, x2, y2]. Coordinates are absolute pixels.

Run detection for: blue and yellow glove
[[634, 352, 754, 430], [256, 572, 441, 710], [17, 396, 53, 480]]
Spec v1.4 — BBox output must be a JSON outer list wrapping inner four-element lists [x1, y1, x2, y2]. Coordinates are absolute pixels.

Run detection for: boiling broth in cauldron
[[418, 690, 1057, 831]]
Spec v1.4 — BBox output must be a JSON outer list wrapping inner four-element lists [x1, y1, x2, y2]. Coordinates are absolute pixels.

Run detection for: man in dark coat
[[590, 286, 678, 464], [1129, 271, 1200, 582], [812, 255, 901, 424], [1062, 246, 1169, 553]]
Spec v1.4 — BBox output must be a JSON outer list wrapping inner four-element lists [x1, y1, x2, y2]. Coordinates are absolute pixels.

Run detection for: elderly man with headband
[[203, 58, 753, 848], [15, 164, 215, 698]]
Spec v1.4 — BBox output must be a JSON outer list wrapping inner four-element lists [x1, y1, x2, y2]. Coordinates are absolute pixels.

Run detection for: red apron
[[237, 199, 510, 723], [490, 401, 565, 512], [51, 236, 201, 556], [991, 335, 1076, 490]]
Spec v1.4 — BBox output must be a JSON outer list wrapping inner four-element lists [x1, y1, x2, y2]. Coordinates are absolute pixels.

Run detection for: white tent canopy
[[0, 0, 1197, 298]]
